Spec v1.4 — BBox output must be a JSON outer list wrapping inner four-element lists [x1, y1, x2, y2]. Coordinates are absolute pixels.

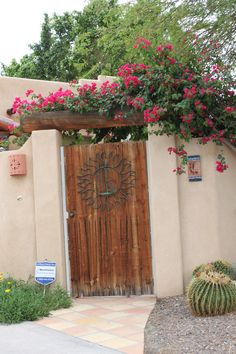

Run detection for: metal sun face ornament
[[78, 152, 136, 211]]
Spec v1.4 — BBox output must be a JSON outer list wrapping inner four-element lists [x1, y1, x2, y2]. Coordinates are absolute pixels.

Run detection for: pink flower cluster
[[100, 81, 120, 95], [144, 106, 161, 123], [114, 111, 123, 121], [224, 106, 235, 113], [12, 88, 74, 115], [118, 63, 150, 77], [123, 76, 141, 89], [183, 86, 197, 99], [156, 43, 173, 52], [78, 82, 97, 96], [172, 167, 185, 174], [133, 37, 151, 50], [216, 161, 228, 173], [168, 147, 187, 157], [127, 97, 144, 109], [11, 37, 235, 174], [180, 114, 194, 124]]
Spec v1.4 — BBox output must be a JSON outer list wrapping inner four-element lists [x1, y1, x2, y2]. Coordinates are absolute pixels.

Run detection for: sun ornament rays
[[78, 151, 136, 211]]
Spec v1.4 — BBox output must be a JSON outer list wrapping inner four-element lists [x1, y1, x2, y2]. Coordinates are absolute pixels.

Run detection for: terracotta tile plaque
[[187, 155, 202, 182], [8, 154, 27, 176]]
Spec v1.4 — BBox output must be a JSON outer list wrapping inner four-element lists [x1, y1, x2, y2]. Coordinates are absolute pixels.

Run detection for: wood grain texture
[[21, 111, 145, 132], [64, 141, 153, 296]]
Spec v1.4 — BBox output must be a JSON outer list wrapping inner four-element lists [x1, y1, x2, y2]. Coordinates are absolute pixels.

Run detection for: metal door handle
[[68, 211, 75, 218]]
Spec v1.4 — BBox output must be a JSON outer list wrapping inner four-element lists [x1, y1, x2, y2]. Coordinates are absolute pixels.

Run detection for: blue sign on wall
[[35, 262, 56, 286], [187, 155, 202, 182]]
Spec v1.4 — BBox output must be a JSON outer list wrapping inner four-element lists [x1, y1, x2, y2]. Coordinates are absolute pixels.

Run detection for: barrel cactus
[[192, 263, 214, 277], [192, 260, 234, 279], [213, 260, 234, 279], [187, 271, 236, 316]]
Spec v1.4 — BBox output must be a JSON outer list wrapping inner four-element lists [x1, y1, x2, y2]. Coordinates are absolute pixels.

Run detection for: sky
[[0, 0, 87, 66]]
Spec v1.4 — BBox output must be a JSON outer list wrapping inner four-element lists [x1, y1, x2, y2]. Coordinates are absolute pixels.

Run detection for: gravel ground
[[144, 295, 236, 354]]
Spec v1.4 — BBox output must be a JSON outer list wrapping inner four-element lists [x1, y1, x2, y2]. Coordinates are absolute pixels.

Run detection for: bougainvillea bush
[[11, 37, 236, 173]]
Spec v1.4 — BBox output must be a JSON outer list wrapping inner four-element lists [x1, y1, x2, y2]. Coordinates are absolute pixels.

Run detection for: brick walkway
[[37, 296, 156, 354]]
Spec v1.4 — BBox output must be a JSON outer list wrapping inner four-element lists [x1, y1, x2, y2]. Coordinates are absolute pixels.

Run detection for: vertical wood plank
[[64, 141, 153, 296]]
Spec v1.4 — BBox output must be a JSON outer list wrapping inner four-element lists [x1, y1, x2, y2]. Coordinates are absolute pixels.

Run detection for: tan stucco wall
[[147, 135, 236, 297], [0, 138, 36, 279], [0, 129, 66, 287], [32, 130, 66, 287], [147, 135, 184, 297]]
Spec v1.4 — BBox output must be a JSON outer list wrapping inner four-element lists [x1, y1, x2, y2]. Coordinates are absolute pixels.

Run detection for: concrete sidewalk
[[0, 322, 121, 354]]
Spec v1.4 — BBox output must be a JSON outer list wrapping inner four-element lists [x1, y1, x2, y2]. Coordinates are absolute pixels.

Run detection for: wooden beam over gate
[[21, 111, 145, 133]]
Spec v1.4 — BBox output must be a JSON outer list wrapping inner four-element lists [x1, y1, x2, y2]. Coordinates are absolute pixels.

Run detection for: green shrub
[[192, 260, 234, 279], [0, 276, 72, 324], [187, 271, 236, 316]]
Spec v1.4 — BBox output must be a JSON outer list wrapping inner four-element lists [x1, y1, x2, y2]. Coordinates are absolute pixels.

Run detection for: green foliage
[[0, 138, 10, 150], [2, 0, 235, 81], [165, 0, 236, 68], [192, 260, 234, 279], [0, 277, 72, 324], [10, 37, 235, 170], [187, 271, 236, 316], [12, 134, 30, 147]]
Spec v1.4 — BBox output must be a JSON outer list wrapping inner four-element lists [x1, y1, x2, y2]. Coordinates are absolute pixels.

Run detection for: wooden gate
[[64, 141, 153, 296]]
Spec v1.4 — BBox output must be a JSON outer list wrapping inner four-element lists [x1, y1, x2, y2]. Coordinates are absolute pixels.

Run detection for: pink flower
[[168, 147, 177, 154], [144, 106, 161, 123], [200, 137, 211, 144], [156, 45, 163, 52], [123, 76, 141, 89], [216, 161, 228, 173], [114, 111, 123, 121], [181, 114, 194, 124], [129, 97, 144, 109], [167, 57, 175, 65], [225, 106, 235, 113], [25, 89, 34, 97], [133, 37, 151, 50], [7, 124, 15, 132], [205, 118, 214, 127], [165, 43, 173, 51], [190, 86, 197, 94], [173, 167, 185, 175]]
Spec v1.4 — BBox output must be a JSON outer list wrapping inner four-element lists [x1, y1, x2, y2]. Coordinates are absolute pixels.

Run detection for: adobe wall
[[147, 135, 236, 297], [0, 130, 67, 288], [0, 138, 36, 279]]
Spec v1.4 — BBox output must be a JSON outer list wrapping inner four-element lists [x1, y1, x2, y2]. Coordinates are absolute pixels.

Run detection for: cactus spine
[[213, 260, 234, 279], [187, 271, 236, 316], [192, 263, 214, 277], [192, 260, 234, 279]]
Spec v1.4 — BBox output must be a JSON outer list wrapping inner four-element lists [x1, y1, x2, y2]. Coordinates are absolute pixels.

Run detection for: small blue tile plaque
[[187, 155, 202, 182]]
